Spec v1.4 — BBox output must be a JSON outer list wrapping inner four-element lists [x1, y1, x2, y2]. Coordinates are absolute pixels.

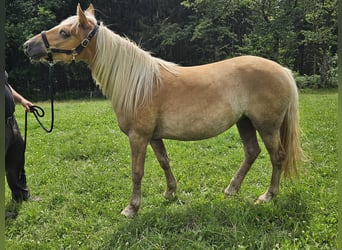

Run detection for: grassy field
[[5, 90, 337, 249]]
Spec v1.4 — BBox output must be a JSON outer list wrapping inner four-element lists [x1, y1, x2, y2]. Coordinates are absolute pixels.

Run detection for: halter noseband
[[41, 25, 99, 63]]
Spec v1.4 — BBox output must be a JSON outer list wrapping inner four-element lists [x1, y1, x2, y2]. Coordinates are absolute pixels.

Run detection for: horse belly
[[153, 107, 240, 141]]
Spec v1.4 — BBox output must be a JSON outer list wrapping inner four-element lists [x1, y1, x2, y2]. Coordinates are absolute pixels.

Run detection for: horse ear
[[76, 3, 82, 15], [85, 4, 95, 16], [77, 3, 91, 28]]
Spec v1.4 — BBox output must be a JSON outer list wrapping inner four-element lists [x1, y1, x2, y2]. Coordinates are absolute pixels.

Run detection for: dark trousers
[[5, 116, 30, 202]]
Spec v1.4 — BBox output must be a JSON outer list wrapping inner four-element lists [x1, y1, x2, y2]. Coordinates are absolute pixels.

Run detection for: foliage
[[293, 73, 322, 89], [5, 90, 337, 249], [5, 0, 338, 100], [177, 0, 253, 63]]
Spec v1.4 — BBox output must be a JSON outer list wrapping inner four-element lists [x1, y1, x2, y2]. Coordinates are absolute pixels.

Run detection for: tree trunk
[[320, 50, 329, 86]]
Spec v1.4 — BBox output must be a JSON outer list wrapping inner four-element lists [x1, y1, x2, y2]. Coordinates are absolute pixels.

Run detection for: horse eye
[[60, 30, 70, 38]]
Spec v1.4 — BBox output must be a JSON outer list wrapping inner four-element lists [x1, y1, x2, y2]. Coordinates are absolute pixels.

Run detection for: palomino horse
[[24, 4, 305, 217]]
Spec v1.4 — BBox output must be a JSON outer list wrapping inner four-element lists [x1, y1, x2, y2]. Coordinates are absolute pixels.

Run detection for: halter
[[41, 25, 99, 63]]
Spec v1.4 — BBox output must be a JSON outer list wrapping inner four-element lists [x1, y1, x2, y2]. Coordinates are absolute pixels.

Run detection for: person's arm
[[8, 85, 33, 112]]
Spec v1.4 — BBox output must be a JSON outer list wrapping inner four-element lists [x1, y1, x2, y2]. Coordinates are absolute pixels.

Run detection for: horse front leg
[[150, 139, 177, 198], [121, 132, 149, 218]]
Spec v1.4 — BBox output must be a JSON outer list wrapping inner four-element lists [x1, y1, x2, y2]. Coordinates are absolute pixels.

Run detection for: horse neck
[[89, 25, 162, 115], [89, 25, 178, 115]]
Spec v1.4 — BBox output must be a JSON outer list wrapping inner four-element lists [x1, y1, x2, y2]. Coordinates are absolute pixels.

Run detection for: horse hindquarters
[[255, 69, 304, 203]]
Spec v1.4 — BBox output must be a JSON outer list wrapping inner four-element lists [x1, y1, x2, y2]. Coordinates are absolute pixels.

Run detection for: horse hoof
[[163, 190, 176, 199], [224, 193, 235, 199], [224, 187, 238, 198], [255, 193, 273, 204], [121, 205, 137, 218], [254, 198, 264, 205]]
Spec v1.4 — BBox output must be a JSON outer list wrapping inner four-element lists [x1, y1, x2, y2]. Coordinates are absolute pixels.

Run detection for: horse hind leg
[[225, 117, 261, 198], [255, 130, 285, 204], [150, 139, 177, 198]]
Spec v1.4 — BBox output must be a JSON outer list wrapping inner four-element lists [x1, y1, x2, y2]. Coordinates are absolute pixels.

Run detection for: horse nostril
[[23, 42, 31, 55]]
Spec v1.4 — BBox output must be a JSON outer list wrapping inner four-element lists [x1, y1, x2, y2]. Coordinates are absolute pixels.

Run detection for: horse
[[23, 4, 305, 217]]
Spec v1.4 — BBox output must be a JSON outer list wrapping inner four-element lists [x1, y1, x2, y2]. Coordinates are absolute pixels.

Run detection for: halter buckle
[[81, 38, 90, 47]]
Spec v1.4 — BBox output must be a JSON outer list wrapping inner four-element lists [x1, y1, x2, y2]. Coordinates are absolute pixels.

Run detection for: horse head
[[23, 4, 98, 64]]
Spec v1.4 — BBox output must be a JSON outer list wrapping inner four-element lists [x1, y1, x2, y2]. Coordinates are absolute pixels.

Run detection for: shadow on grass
[[101, 190, 310, 249], [5, 201, 22, 222]]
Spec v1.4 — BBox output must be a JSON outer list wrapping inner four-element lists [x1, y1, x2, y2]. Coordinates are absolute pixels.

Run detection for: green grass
[[5, 90, 337, 249]]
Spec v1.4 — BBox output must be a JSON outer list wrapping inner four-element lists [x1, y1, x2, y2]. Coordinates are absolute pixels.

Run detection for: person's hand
[[21, 98, 34, 112], [8, 85, 34, 112]]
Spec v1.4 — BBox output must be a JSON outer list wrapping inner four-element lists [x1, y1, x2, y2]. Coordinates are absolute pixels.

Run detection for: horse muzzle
[[23, 38, 48, 63]]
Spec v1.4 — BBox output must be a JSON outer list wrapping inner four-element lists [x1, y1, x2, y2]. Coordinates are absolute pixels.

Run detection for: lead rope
[[24, 65, 55, 150]]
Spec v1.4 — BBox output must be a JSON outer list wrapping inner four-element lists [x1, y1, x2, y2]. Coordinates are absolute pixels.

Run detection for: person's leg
[[5, 118, 30, 202]]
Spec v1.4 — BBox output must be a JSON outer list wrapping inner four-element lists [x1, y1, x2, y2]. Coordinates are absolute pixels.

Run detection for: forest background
[[5, 0, 338, 101]]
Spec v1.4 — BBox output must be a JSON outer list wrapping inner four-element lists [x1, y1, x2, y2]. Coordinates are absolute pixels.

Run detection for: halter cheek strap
[[41, 25, 99, 63], [41, 31, 53, 63]]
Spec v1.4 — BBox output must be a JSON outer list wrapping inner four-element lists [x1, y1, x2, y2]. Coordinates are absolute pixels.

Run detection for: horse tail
[[280, 68, 306, 179]]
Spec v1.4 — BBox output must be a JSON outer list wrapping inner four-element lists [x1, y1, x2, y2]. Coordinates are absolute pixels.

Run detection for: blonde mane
[[91, 23, 177, 114]]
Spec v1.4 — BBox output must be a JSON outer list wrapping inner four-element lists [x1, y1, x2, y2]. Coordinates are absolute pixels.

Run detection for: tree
[[179, 0, 255, 64], [299, 0, 337, 85]]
